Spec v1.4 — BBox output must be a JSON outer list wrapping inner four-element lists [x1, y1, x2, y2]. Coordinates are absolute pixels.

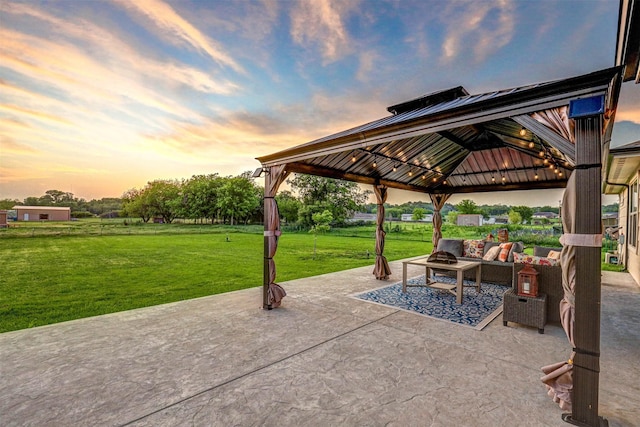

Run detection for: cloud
[[0, 134, 39, 155], [356, 51, 379, 82], [441, 0, 516, 63], [290, 0, 360, 63], [114, 0, 244, 73]]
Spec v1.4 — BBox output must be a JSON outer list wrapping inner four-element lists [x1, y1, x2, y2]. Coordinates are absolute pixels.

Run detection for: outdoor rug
[[351, 275, 509, 330]]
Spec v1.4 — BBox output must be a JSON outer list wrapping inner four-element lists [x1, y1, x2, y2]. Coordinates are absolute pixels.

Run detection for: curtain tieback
[[559, 233, 602, 247]]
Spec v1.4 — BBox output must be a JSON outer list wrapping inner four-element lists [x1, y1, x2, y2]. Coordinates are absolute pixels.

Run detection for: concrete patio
[[1, 260, 638, 426]]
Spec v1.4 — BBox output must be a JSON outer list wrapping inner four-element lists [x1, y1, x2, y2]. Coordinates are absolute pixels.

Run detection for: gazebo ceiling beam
[[512, 114, 576, 165], [284, 161, 568, 195]]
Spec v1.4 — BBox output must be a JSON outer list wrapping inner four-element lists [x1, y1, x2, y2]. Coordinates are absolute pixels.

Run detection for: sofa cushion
[[547, 250, 561, 260], [513, 252, 559, 266], [482, 245, 501, 261], [463, 239, 485, 258], [497, 242, 513, 262], [534, 245, 562, 257], [508, 241, 524, 262], [483, 241, 500, 254], [436, 239, 463, 257]]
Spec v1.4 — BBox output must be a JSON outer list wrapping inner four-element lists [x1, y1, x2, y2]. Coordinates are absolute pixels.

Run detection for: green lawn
[[0, 231, 432, 333], [1, 220, 624, 333]]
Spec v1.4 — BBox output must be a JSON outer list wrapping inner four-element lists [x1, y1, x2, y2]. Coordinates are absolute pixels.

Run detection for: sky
[[1, 0, 639, 207]]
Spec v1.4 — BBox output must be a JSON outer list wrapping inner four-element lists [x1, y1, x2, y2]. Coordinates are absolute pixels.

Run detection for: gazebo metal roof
[[257, 68, 621, 195]]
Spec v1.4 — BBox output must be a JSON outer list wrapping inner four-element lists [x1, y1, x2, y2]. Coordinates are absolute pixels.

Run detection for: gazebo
[[256, 66, 623, 426]]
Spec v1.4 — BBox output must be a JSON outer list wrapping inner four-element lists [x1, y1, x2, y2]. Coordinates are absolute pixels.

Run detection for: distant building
[[0, 210, 7, 228], [348, 213, 377, 223], [401, 213, 433, 222], [533, 211, 559, 219], [457, 214, 483, 226], [13, 206, 71, 222], [602, 212, 618, 228]]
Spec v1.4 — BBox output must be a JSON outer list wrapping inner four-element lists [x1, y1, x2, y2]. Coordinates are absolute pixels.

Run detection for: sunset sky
[[1, 0, 639, 206]]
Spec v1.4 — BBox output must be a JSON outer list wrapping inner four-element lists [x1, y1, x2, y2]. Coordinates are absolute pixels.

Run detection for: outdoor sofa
[[433, 239, 564, 323], [433, 238, 524, 286]]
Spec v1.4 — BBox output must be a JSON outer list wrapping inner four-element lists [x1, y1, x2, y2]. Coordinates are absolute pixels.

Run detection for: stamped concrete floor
[[1, 260, 639, 427]]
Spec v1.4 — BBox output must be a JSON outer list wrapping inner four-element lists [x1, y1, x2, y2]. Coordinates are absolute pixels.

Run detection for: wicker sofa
[[433, 239, 564, 323], [433, 238, 524, 286]]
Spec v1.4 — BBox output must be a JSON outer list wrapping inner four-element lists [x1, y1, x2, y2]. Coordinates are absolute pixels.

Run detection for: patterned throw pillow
[[482, 245, 501, 261], [463, 239, 485, 258], [497, 242, 513, 262], [547, 250, 561, 260], [513, 252, 559, 266]]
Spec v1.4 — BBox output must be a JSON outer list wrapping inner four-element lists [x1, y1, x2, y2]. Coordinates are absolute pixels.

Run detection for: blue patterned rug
[[351, 275, 509, 330]]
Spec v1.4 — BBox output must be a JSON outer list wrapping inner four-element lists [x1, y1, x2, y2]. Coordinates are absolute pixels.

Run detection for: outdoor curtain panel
[[265, 165, 289, 308], [531, 106, 575, 143], [373, 184, 391, 280], [541, 173, 577, 411], [429, 193, 451, 250]]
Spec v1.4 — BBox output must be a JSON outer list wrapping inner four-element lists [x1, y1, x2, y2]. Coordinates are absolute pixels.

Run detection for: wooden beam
[[284, 162, 568, 194], [512, 114, 576, 164]]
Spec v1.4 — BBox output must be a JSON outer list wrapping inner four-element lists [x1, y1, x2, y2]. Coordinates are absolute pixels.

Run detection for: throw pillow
[[497, 242, 513, 262], [513, 252, 559, 266], [508, 241, 524, 262], [482, 245, 501, 261], [547, 250, 561, 260], [463, 239, 485, 258]]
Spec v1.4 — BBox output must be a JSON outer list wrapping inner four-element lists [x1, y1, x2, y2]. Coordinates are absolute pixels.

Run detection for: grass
[[0, 219, 627, 333], [0, 230, 432, 333]]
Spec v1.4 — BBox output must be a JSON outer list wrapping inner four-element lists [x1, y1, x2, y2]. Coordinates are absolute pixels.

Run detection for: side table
[[503, 289, 547, 334]]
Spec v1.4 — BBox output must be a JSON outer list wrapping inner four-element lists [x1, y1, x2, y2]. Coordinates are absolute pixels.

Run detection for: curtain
[[430, 193, 451, 250], [541, 173, 577, 411], [264, 165, 290, 308], [531, 106, 575, 143], [373, 185, 391, 280]]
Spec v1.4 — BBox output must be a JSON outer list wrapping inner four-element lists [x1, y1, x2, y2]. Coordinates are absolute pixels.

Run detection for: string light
[[528, 142, 535, 149], [519, 128, 527, 136], [351, 153, 356, 162], [372, 156, 377, 168], [408, 170, 413, 177], [392, 164, 397, 172], [534, 168, 539, 180]]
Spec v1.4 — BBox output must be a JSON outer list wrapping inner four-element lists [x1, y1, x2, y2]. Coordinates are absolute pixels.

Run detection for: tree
[[508, 210, 523, 224], [309, 210, 333, 259], [144, 180, 182, 223], [455, 199, 480, 214], [217, 173, 260, 225], [0, 199, 19, 209], [412, 207, 426, 221], [275, 191, 301, 224], [181, 174, 222, 223], [122, 188, 153, 222], [288, 175, 370, 226], [511, 206, 533, 224], [446, 210, 459, 225]]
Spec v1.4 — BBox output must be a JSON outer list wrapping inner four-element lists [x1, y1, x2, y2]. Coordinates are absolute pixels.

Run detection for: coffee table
[[402, 257, 482, 304]]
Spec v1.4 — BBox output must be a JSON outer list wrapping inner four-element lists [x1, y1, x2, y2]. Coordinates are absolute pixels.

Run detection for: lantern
[[517, 265, 539, 297]]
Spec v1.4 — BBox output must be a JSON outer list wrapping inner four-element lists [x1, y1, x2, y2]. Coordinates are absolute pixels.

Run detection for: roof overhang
[[604, 140, 640, 194], [617, 0, 640, 82]]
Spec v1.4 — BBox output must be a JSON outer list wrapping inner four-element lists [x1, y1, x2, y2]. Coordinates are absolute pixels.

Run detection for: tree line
[[1, 175, 618, 226]]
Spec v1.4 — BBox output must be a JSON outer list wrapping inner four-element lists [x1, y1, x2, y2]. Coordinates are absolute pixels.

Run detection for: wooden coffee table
[[402, 257, 482, 304]]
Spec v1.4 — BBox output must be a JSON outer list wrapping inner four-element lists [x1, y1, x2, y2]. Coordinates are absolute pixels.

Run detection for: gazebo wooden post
[[567, 111, 604, 426]]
